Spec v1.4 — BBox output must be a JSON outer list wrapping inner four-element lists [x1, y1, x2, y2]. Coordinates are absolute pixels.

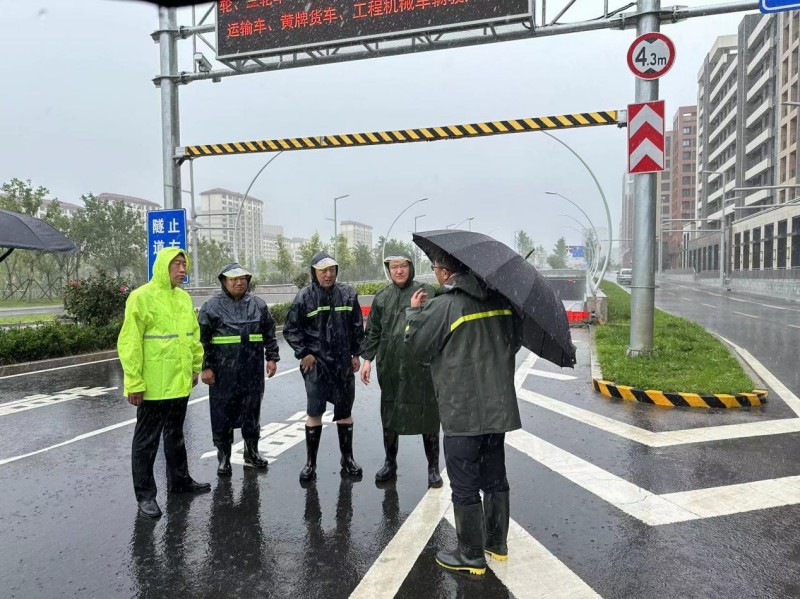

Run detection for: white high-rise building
[[198, 188, 263, 267], [97, 193, 160, 223], [36, 199, 82, 220], [340, 220, 373, 249]]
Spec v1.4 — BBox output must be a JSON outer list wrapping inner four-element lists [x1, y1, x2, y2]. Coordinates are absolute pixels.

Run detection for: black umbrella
[[413, 229, 576, 368], [0, 209, 78, 264]]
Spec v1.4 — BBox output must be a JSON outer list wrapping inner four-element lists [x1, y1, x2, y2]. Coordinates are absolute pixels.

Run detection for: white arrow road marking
[[0, 387, 117, 417], [629, 138, 664, 169], [629, 104, 664, 133], [528, 369, 577, 381]]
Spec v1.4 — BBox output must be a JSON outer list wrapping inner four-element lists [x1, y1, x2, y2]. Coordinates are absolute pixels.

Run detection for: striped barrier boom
[[592, 378, 768, 409], [182, 110, 620, 158]]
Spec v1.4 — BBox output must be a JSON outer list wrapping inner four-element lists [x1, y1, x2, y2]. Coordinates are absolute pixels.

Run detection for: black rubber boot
[[375, 428, 399, 482], [299, 425, 322, 482], [436, 502, 487, 575], [243, 439, 268, 469], [422, 433, 443, 489], [215, 443, 232, 476], [484, 491, 510, 561], [337, 423, 363, 477]]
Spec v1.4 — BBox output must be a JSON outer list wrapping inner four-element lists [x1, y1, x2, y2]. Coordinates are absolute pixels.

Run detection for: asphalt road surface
[[2, 300, 800, 597]]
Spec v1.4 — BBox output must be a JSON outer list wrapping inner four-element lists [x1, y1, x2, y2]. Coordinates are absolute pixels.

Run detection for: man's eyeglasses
[[388, 265, 409, 272], [430, 265, 448, 272]]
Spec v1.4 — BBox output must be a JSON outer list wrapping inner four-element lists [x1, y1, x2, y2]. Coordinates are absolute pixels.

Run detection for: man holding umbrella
[[360, 256, 441, 488], [198, 263, 280, 476], [405, 252, 521, 576]]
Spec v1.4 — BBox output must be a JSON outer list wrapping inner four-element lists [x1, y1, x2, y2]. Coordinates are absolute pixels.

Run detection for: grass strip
[[0, 314, 56, 325], [594, 281, 755, 396]]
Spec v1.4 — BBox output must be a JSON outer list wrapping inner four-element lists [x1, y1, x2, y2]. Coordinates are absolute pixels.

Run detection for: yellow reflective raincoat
[[117, 248, 203, 400]]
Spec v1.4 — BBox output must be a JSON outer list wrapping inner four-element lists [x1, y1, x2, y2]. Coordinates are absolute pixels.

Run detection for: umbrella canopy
[[413, 229, 576, 368], [0, 209, 78, 263]]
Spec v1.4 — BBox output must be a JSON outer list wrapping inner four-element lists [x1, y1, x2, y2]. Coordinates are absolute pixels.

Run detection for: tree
[[352, 243, 376, 281], [197, 237, 232, 285], [82, 194, 146, 279], [0, 178, 48, 215], [547, 237, 570, 269], [514, 230, 535, 261], [299, 232, 324, 266], [331, 234, 354, 278], [273, 234, 295, 283]]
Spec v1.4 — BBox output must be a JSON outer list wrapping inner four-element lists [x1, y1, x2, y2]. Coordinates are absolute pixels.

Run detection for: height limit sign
[[627, 32, 675, 80]]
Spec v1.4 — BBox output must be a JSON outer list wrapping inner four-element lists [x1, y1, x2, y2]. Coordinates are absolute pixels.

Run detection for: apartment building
[[667, 107, 698, 268], [36, 199, 82, 220], [97, 193, 160, 223], [197, 188, 263, 267], [657, 130, 673, 270], [340, 220, 373, 249]]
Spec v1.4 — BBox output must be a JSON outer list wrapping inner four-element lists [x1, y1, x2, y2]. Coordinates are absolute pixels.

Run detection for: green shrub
[[0, 322, 120, 365], [293, 271, 310, 289], [63, 271, 132, 326], [269, 302, 291, 326], [355, 282, 388, 295]]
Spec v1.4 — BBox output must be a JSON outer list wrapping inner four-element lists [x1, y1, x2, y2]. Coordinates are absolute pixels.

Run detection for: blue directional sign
[[568, 245, 586, 258], [760, 0, 800, 13], [147, 209, 188, 283]]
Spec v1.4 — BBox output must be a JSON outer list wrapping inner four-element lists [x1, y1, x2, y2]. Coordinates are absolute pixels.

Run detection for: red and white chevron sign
[[628, 100, 665, 174]]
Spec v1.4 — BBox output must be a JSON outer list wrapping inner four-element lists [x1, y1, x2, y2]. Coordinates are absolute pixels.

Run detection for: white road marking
[[0, 367, 300, 467], [717, 336, 800, 417], [507, 428, 800, 526], [732, 311, 759, 319], [679, 296, 693, 301], [789, 324, 800, 330], [519, 388, 800, 446], [701, 303, 716, 308], [528, 368, 577, 381], [0, 357, 119, 380], [0, 387, 116, 417]]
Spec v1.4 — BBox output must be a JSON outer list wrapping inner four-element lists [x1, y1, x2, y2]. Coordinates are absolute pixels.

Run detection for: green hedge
[[355, 282, 388, 295], [269, 302, 291, 326], [0, 322, 121, 366]]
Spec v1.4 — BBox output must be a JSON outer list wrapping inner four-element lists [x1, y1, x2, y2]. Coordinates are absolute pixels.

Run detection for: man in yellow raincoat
[[118, 248, 210, 519]]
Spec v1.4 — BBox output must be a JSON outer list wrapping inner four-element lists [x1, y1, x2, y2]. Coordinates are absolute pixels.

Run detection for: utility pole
[[628, 0, 660, 357], [156, 7, 181, 209]]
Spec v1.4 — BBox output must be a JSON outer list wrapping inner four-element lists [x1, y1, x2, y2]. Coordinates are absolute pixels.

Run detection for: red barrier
[[361, 306, 371, 317], [566, 310, 590, 322]]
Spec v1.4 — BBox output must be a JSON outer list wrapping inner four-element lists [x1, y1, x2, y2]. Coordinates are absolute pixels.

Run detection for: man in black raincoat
[[283, 251, 365, 482], [405, 253, 522, 576], [360, 256, 442, 487], [198, 264, 280, 475]]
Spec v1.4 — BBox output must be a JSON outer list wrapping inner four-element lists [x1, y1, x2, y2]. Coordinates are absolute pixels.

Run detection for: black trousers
[[443, 433, 510, 506], [131, 397, 192, 501], [209, 391, 262, 446]]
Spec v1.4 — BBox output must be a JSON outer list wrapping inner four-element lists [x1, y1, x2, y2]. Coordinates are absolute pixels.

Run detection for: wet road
[[2, 312, 800, 597]]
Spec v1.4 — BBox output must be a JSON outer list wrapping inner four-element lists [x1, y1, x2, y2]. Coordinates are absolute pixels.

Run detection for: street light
[[413, 214, 426, 272], [331, 194, 350, 260], [560, 215, 599, 294], [545, 192, 604, 289], [542, 131, 613, 288], [559, 213, 599, 277], [234, 150, 284, 264], [453, 217, 474, 231], [381, 197, 428, 279]]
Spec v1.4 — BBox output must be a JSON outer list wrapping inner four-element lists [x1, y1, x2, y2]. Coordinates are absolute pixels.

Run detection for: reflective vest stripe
[[449, 309, 513, 332], [334, 306, 353, 312], [210, 334, 265, 345], [143, 334, 179, 340], [306, 306, 332, 318]]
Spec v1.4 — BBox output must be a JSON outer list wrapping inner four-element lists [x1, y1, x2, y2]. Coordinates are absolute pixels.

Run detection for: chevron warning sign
[[628, 100, 665, 174]]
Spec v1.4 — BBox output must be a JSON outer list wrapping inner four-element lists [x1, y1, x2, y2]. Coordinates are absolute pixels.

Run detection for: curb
[[591, 378, 768, 409]]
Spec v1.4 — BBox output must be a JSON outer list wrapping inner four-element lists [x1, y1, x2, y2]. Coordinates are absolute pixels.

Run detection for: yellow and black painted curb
[[591, 378, 768, 409], [183, 110, 620, 158]]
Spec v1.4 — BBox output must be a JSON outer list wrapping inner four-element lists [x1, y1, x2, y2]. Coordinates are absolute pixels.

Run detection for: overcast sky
[[0, 0, 753, 251]]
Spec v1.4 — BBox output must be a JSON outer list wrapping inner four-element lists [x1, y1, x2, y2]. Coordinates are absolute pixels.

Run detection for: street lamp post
[[382, 198, 428, 279], [560, 213, 599, 282], [542, 131, 613, 288], [331, 194, 350, 260], [234, 151, 284, 264], [546, 192, 604, 288], [413, 214, 426, 272], [452, 217, 474, 230]]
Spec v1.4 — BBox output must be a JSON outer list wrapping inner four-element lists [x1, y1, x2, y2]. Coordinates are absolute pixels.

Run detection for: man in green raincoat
[[118, 248, 210, 519], [360, 256, 442, 488]]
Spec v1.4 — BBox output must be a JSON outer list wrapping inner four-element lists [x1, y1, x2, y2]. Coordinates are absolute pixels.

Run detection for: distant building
[[668, 106, 698, 269], [197, 188, 263, 267], [36, 199, 82, 220], [288, 237, 308, 263], [262, 224, 285, 263], [97, 193, 160, 223], [340, 220, 373, 249]]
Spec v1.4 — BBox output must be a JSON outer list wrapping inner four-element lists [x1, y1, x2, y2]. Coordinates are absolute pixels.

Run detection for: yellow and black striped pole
[[182, 110, 620, 159]]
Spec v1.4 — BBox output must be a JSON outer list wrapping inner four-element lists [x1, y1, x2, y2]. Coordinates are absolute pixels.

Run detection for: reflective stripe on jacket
[[117, 247, 203, 400]]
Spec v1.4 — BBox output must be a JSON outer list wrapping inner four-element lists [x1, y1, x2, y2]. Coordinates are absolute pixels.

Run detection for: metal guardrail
[[730, 268, 800, 281]]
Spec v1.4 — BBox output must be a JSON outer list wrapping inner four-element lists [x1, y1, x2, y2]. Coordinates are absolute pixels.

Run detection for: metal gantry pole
[[158, 7, 181, 209], [628, 0, 660, 357], [189, 159, 200, 285]]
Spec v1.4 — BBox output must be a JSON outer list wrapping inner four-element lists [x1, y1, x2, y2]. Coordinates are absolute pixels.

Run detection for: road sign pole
[[158, 7, 182, 210], [628, 0, 660, 358]]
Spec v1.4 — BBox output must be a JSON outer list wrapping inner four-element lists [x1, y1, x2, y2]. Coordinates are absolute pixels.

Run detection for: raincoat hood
[[310, 251, 338, 285], [383, 255, 416, 289], [151, 247, 189, 289], [443, 271, 488, 301]]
